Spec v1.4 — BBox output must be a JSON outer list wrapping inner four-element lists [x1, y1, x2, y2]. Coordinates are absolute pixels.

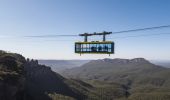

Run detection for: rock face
[[97, 58, 150, 64], [0, 50, 26, 100]]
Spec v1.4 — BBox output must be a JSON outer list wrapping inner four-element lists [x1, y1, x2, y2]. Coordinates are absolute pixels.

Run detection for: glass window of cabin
[[76, 43, 81, 52]]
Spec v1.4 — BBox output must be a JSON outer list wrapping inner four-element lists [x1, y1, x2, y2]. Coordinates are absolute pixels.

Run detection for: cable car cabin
[[75, 41, 114, 54]]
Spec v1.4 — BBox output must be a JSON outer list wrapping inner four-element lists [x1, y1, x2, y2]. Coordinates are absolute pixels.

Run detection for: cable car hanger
[[79, 31, 112, 42], [75, 31, 114, 56]]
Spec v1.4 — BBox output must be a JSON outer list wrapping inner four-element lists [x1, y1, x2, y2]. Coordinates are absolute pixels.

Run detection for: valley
[[0, 50, 170, 100]]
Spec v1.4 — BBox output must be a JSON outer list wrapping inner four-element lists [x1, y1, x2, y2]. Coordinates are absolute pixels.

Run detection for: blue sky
[[0, 0, 170, 60]]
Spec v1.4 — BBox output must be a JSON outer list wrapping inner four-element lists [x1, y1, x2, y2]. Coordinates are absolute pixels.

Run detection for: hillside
[[62, 58, 170, 100]]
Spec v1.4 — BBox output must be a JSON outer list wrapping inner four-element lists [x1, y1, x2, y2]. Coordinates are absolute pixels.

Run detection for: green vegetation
[[48, 93, 76, 100], [128, 93, 170, 100]]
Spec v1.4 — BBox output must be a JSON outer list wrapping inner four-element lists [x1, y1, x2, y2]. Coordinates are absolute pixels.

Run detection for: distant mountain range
[[38, 59, 170, 74], [38, 60, 90, 72], [62, 58, 170, 82], [150, 60, 170, 68]]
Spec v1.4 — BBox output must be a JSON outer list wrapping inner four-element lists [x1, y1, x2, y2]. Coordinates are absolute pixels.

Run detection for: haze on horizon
[[0, 0, 170, 60]]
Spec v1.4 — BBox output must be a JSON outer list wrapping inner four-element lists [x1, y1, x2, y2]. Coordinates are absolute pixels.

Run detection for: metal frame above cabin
[[79, 31, 112, 42], [75, 31, 114, 55]]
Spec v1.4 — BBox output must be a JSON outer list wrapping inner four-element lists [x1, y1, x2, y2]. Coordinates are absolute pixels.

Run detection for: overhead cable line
[[24, 34, 78, 38], [111, 25, 170, 34], [27, 32, 170, 41], [109, 32, 170, 39], [24, 25, 170, 38], [1, 32, 169, 42]]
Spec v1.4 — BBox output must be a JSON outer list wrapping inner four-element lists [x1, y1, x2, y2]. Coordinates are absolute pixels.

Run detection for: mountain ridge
[[62, 58, 168, 82], [62, 58, 170, 99]]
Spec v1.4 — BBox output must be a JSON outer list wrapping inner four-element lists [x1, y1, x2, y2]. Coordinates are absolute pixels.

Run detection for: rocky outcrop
[[0, 50, 26, 100], [100, 58, 150, 64], [0, 51, 88, 100]]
